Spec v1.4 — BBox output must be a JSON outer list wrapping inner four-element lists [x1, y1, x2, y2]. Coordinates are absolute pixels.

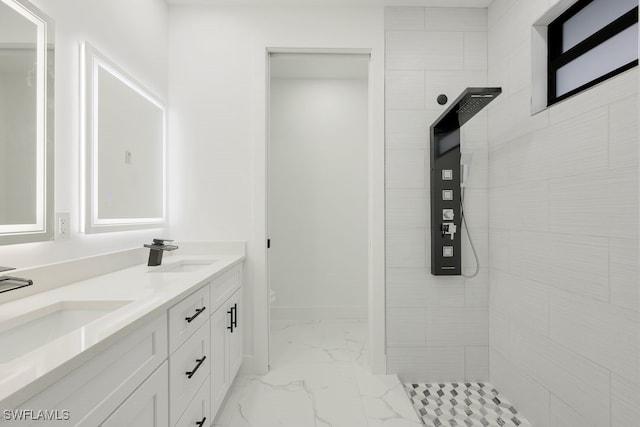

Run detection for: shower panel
[[430, 87, 501, 276]]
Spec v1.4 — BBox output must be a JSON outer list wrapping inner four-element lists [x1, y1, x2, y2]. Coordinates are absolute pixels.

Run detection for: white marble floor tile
[[214, 320, 422, 427]]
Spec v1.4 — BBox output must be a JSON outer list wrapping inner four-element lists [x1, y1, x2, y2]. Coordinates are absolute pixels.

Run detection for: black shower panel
[[429, 88, 501, 276]]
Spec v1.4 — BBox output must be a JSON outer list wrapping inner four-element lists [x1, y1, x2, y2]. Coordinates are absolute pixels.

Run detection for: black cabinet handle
[[227, 308, 234, 333], [185, 307, 206, 323], [195, 417, 207, 427], [185, 356, 206, 379], [232, 303, 238, 328]]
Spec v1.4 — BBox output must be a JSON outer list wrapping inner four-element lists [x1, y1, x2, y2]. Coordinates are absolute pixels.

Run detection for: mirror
[[0, 0, 54, 245], [81, 43, 166, 234]]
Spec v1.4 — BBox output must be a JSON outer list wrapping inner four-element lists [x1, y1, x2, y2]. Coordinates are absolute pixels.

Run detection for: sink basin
[[0, 300, 132, 363], [148, 259, 216, 273]]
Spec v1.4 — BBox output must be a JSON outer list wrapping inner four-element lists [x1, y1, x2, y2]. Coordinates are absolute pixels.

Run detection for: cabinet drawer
[[169, 321, 210, 426], [174, 376, 210, 427], [210, 265, 241, 313], [169, 285, 209, 354], [10, 314, 167, 427], [100, 361, 168, 427]]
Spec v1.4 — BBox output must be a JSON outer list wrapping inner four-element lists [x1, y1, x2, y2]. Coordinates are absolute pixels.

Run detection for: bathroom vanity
[[0, 247, 245, 427]]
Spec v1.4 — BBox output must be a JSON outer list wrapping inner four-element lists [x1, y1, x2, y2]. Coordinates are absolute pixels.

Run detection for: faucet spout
[[144, 239, 179, 266]]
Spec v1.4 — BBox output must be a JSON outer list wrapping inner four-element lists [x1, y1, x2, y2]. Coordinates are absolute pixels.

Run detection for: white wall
[[269, 76, 369, 320], [168, 5, 385, 372], [384, 6, 490, 382], [487, 1, 639, 426], [0, 0, 169, 268]]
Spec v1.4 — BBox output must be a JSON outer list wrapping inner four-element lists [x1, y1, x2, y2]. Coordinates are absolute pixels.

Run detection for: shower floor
[[405, 382, 532, 427]]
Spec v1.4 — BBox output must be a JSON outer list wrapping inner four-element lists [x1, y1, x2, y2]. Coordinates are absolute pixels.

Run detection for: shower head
[[432, 87, 502, 131]]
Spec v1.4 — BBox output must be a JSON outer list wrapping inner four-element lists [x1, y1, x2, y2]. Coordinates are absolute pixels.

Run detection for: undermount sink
[[148, 259, 216, 273], [0, 300, 132, 363]]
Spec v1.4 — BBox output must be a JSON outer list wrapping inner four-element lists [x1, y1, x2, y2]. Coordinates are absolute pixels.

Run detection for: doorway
[[267, 52, 370, 369]]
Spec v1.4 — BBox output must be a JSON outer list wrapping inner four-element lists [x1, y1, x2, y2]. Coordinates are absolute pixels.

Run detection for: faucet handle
[[152, 238, 174, 245]]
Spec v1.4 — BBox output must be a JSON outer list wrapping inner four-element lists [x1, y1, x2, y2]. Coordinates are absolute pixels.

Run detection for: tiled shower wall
[[487, 1, 639, 426], [384, 7, 490, 382]]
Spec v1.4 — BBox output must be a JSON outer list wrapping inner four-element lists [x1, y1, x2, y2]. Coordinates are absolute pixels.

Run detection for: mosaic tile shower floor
[[405, 383, 533, 427]]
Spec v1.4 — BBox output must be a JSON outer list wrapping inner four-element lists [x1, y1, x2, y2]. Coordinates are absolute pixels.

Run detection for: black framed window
[[548, 0, 638, 106]]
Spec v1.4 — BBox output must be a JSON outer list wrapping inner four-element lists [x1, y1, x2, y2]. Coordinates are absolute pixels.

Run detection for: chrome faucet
[[144, 239, 179, 266]]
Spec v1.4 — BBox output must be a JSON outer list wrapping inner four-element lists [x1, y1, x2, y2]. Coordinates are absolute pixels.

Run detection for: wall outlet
[[56, 212, 70, 240]]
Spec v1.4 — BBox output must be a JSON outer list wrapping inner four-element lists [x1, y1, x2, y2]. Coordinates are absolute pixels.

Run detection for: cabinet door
[[228, 289, 243, 381], [210, 307, 230, 416], [100, 361, 168, 427]]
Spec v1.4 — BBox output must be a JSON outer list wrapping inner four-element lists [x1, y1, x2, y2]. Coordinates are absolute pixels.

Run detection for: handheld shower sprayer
[[460, 153, 473, 188], [459, 152, 479, 279]]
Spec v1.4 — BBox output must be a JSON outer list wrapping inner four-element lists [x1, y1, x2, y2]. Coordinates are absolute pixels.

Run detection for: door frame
[[252, 47, 386, 374]]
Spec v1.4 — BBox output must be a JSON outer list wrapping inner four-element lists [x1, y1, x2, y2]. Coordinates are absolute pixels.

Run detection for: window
[[547, 0, 638, 106]]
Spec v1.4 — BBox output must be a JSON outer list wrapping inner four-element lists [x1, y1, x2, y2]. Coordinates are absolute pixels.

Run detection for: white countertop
[[0, 252, 245, 408]]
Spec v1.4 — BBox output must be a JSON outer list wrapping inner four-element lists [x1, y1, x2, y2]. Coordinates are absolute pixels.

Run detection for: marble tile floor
[[405, 383, 533, 427], [213, 320, 423, 427]]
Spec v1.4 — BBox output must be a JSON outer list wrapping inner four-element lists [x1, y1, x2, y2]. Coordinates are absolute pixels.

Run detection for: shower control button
[[442, 190, 453, 201], [443, 246, 454, 257], [442, 209, 454, 220], [442, 169, 453, 181]]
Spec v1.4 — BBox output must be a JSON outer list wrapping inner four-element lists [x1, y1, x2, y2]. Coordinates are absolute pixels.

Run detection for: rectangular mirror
[[81, 43, 166, 234], [0, 0, 54, 245]]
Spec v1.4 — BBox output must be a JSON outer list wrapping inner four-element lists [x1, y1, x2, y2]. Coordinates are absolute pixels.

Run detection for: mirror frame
[[80, 42, 167, 234], [0, 0, 54, 245]]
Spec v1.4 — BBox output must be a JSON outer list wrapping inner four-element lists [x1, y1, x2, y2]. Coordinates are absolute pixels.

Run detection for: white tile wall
[[385, 7, 489, 383], [425, 307, 488, 347], [609, 95, 639, 169], [490, 269, 549, 337], [385, 71, 425, 110], [549, 290, 639, 384], [510, 329, 611, 427], [464, 346, 489, 381], [609, 238, 639, 311], [387, 307, 426, 347], [386, 268, 465, 308], [386, 189, 427, 229], [489, 349, 550, 427], [385, 7, 425, 31], [386, 31, 464, 71], [509, 231, 609, 301], [385, 110, 439, 150], [611, 374, 640, 427], [387, 347, 466, 383], [550, 394, 599, 427], [549, 167, 638, 239], [463, 32, 488, 70], [385, 150, 425, 188], [423, 8, 487, 32], [487, 1, 640, 426], [386, 228, 426, 268]]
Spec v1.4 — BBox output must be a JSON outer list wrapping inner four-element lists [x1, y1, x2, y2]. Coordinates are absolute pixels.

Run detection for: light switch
[[442, 169, 453, 181], [443, 246, 454, 257], [442, 189, 453, 201]]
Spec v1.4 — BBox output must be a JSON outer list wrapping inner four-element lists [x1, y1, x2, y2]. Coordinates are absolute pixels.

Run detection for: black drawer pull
[[232, 303, 238, 328], [185, 307, 206, 323], [185, 356, 206, 379], [227, 308, 234, 333], [196, 417, 207, 427]]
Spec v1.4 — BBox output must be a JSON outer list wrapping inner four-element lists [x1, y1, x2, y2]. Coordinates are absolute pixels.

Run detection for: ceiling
[[166, 0, 493, 7]]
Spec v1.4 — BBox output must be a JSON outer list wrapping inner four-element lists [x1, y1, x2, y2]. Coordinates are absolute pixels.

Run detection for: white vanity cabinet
[[209, 267, 243, 417], [6, 314, 168, 427], [100, 361, 169, 427], [2, 260, 244, 427]]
